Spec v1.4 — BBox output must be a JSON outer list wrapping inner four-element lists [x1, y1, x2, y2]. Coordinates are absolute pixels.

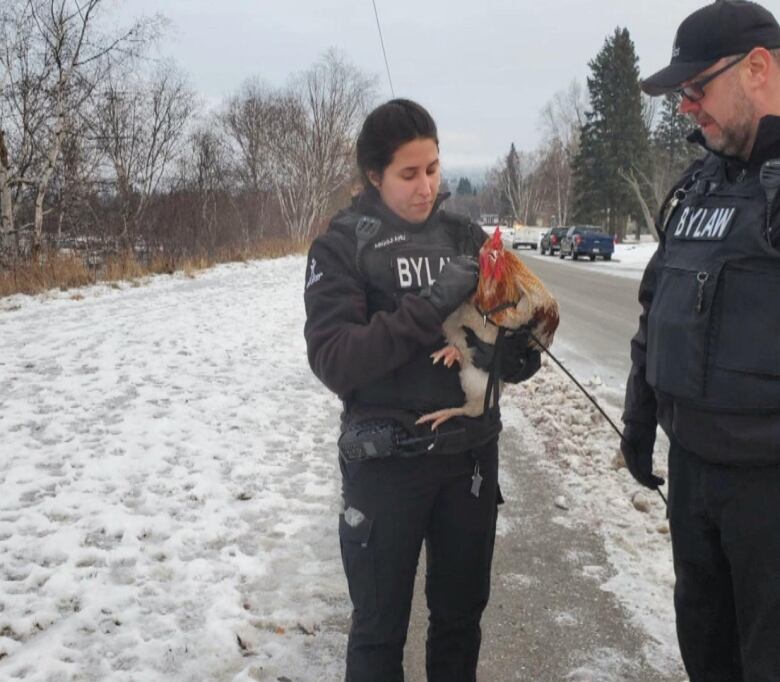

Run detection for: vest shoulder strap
[[354, 216, 382, 275], [329, 210, 383, 276], [438, 210, 484, 254], [657, 156, 709, 237]]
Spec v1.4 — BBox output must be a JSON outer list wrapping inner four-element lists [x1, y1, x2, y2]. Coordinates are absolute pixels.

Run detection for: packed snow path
[[0, 256, 684, 680]]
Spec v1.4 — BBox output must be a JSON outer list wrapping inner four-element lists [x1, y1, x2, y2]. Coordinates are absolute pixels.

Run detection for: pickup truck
[[540, 227, 569, 255], [559, 226, 614, 261], [511, 226, 545, 250]]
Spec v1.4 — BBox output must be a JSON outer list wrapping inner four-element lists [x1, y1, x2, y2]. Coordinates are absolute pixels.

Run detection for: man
[[621, 1, 780, 679]]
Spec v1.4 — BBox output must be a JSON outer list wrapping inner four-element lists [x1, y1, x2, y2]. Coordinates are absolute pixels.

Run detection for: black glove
[[501, 326, 541, 383], [463, 325, 542, 383], [422, 256, 479, 318], [621, 421, 665, 490]]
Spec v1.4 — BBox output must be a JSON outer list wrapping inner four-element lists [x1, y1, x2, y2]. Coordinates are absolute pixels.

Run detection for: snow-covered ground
[[0, 260, 347, 681], [0, 249, 681, 681]]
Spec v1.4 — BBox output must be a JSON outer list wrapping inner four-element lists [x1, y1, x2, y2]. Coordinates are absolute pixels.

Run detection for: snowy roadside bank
[[0, 254, 680, 680], [520, 241, 658, 281], [504, 367, 681, 677]]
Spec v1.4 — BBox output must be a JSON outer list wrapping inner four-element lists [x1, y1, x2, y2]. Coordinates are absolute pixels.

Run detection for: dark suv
[[559, 226, 614, 261], [540, 227, 568, 255]]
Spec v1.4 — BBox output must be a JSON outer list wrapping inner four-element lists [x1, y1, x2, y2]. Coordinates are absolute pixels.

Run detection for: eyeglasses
[[675, 54, 748, 102]]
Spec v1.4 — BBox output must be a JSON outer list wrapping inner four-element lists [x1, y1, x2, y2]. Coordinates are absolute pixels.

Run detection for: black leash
[[528, 331, 668, 506], [483, 327, 506, 415]]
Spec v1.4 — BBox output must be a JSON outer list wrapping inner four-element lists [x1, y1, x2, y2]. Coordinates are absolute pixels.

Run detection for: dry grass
[[0, 252, 94, 297], [103, 252, 147, 281], [0, 238, 310, 299], [242, 238, 307, 260]]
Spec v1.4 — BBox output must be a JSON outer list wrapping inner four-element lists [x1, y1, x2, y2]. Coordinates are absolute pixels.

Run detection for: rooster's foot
[[416, 407, 467, 431], [430, 345, 463, 368]]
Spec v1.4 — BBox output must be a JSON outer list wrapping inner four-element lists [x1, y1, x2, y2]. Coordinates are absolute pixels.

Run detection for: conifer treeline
[[451, 27, 697, 239]]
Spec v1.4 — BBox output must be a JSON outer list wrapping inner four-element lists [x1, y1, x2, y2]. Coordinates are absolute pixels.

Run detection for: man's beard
[[698, 83, 756, 159]]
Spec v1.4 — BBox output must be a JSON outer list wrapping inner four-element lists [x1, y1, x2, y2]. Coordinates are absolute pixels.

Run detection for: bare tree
[[92, 60, 196, 244], [0, 0, 157, 256], [518, 150, 549, 225], [541, 80, 586, 147], [539, 80, 586, 226], [49, 119, 103, 244], [187, 125, 229, 253], [618, 94, 697, 241], [620, 146, 695, 242], [537, 137, 570, 225], [479, 165, 504, 218], [221, 78, 276, 240], [269, 50, 375, 242], [0, 130, 13, 252], [489, 147, 549, 227], [619, 166, 659, 240], [1, 1, 49, 252]]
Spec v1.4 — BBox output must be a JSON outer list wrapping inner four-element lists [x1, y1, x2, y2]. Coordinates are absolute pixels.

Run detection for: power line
[[371, 0, 395, 97]]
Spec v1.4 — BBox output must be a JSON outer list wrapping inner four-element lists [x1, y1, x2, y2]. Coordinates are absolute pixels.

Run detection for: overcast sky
[[112, 0, 713, 176]]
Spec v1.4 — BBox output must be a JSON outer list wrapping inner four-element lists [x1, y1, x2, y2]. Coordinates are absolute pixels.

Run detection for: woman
[[303, 99, 539, 681]]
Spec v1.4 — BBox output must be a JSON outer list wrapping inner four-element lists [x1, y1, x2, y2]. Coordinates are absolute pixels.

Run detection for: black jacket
[[304, 191, 501, 452], [623, 115, 780, 465]]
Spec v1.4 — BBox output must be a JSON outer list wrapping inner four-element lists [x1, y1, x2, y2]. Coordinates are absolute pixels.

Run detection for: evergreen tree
[[653, 94, 699, 175], [572, 27, 649, 237], [501, 143, 521, 224], [456, 176, 474, 196]]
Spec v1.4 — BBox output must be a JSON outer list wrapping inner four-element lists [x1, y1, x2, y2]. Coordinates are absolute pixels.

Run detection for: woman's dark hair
[[356, 98, 438, 191]]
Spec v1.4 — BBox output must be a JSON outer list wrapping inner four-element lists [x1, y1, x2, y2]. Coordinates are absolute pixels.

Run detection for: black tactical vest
[[331, 206, 482, 414], [646, 154, 780, 413]]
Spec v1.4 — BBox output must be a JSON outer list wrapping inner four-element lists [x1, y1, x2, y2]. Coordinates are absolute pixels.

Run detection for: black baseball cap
[[641, 0, 780, 96]]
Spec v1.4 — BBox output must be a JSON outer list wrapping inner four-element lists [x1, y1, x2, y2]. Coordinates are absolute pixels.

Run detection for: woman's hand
[[422, 256, 479, 319]]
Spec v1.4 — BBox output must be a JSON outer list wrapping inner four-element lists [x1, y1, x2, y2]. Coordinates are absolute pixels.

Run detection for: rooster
[[417, 227, 560, 430]]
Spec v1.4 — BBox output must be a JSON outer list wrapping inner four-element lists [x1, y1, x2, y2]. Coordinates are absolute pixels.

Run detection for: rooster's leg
[[416, 407, 468, 431], [430, 345, 463, 368]]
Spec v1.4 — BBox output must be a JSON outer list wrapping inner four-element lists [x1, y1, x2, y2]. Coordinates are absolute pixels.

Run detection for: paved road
[[518, 251, 645, 403]]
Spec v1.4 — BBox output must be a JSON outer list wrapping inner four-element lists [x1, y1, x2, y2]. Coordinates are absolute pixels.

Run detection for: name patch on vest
[[672, 206, 737, 241], [394, 255, 452, 289], [374, 234, 408, 250]]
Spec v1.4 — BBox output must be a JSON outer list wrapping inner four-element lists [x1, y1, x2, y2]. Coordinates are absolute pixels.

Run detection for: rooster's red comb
[[491, 227, 503, 249]]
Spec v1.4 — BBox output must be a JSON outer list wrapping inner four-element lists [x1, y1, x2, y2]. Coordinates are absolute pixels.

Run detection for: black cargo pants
[[668, 441, 780, 682], [338, 438, 499, 682]]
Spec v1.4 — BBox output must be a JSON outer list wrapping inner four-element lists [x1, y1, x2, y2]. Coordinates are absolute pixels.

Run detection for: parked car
[[559, 226, 614, 261], [512, 226, 545, 250], [539, 227, 569, 255]]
